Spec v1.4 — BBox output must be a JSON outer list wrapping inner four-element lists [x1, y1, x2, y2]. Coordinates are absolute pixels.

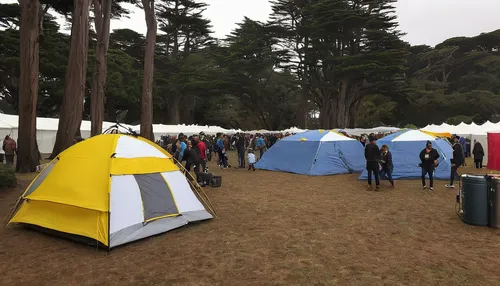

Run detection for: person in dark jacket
[[365, 134, 381, 190], [472, 140, 485, 169], [446, 136, 465, 189], [235, 133, 246, 168], [183, 140, 200, 173], [379, 145, 394, 188], [419, 140, 440, 191]]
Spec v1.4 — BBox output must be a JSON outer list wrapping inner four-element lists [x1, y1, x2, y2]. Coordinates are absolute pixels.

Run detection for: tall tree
[[16, 0, 41, 172], [50, 0, 90, 158], [140, 0, 156, 140], [270, 0, 311, 128], [89, 0, 111, 136], [156, 0, 213, 124], [216, 18, 297, 129], [306, 0, 406, 128]]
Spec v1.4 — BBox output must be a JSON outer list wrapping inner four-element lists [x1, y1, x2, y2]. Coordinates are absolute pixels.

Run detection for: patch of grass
[[0, 164, 16, 188]]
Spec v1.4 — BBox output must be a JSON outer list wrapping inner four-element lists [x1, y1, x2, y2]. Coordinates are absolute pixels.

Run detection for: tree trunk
[[140, 0, 156, 141], [180, 95, 196, 124], [296, 36, 309, 129], [105, 98, 117, 122], [172, 0, 179, 59], [16, 0, 41, 173], [167, 95, 180, 124], [90, 0, 112, 136], [332, 79, 362, 128], [333, 99, 350, 129], [296, 87, 308, 128], [348, 99, 361, 128], [50, 0, 90, 158], [319, 99, 333, 129]]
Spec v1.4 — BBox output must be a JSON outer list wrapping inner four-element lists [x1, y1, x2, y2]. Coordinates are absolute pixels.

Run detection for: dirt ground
[[1, 153, 500, 286]]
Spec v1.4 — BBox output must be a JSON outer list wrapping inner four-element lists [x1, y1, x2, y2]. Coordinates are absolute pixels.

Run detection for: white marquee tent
[[421, 121, 500, 166], [13, 111, 500, 156], [0, 114, 241, 154]]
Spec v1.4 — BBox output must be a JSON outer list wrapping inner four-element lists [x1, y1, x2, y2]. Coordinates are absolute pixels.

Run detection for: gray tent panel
[[24, 159, 58, 197], [109, 210, 213, 248], [134, 173, 179, 221]]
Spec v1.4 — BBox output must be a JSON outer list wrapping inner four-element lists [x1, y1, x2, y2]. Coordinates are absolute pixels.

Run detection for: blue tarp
[[255, 130, 365, 175], [359, 130, 453, 180]]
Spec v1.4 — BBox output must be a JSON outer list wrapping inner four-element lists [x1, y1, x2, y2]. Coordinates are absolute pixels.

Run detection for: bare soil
[[1, 154, 499, 286]]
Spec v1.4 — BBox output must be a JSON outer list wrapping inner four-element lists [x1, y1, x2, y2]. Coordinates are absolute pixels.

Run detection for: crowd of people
[[363, 133, 485, 192], [156, 132, 293, 183]]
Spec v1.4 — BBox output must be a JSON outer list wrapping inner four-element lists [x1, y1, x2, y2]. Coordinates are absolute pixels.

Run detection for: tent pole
[[308, 141, 323, 175], [172, 157, 218, 218]]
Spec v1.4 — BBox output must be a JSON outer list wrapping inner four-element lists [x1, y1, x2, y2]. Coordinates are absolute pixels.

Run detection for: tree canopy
[[2, 1, 500, 131]]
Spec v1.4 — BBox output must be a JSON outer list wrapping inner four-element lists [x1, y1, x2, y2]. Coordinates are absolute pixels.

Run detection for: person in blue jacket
[[216, 133, 228, 168], [179, 135, 187, 162], [255, 134, 267, 159]]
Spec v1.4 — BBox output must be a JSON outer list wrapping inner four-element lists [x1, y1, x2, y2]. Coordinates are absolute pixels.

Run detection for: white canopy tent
[[421, 121, 500, 166], [421, 121, 500, 136], [0, 114, 237, 154], [15, 112, 500, 155], [337, 126, 401, 136]]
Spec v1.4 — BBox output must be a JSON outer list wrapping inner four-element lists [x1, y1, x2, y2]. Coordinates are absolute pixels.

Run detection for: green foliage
[[368, 28, 500, 127], [446, 115, 473, 125], [405, 124, 418, 129], [0, 164, 17, 188]]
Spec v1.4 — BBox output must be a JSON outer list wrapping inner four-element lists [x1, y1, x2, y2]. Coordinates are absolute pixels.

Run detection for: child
[[379, 145, 394, 188], [247, 149, 256, 171]]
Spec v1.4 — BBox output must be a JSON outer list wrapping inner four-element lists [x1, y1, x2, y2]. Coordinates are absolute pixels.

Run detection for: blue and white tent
[[359, 130, 453, 180], [255, 130, 365, 175]]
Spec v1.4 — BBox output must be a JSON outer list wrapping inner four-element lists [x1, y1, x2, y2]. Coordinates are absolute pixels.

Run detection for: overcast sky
[[3, 0, 500, 46]]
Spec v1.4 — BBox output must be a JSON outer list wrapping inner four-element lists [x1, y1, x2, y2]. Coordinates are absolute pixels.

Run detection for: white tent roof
[[420, 120, 500, 136], [393, 130, 435, 142]]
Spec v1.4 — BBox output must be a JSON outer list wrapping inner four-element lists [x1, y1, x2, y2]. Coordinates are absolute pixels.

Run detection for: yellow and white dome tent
[[7, 134, 213, 249]]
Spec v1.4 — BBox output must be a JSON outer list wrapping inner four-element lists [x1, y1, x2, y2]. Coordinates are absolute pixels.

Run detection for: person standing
[[459, 136, 467, 166], [472, 140, 485, 169], [365, 134, 381, 191], [235, 133, 246, 168], [172, 133, 183, 161], [3, 135, 16, 166], [255, 134, 267, 159], [194, 134, 207, 173], [360, 135, 367, 147], [379, 145, 394, 188], [446, 136, 465, 189], [216, 133, 228, 168], [178, 136, 187, 162], [419, 141, 440, 191], [183, 141, 200, 175]]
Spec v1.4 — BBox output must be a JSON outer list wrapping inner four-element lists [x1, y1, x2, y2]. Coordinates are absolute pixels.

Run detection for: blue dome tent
[[255, 130, 365, 175], [359, 130, 453, 180]]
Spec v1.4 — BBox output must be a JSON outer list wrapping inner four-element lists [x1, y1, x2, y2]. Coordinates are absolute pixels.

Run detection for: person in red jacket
[[195, 134, 207, 172]]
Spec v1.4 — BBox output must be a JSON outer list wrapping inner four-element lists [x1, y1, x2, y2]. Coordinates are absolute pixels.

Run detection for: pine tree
[[305, 0, 407, 128], [155, 0, 212, 124]]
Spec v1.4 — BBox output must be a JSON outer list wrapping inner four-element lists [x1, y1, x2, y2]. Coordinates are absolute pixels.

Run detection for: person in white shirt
[[247, 149, 256, 171]]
